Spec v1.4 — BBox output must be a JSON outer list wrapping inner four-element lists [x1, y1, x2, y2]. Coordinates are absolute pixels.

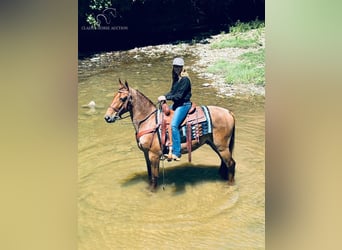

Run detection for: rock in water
[[87, 101, 96, 108]]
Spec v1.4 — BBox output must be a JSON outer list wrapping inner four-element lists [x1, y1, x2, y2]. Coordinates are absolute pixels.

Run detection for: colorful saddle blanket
[[156, 105, 212, 144]]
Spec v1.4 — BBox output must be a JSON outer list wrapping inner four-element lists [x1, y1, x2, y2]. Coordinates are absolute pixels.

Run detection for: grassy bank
[[208, 21, 265, 86]]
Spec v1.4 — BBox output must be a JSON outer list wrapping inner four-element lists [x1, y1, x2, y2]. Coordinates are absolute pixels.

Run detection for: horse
[[104, 80, 236, 191]]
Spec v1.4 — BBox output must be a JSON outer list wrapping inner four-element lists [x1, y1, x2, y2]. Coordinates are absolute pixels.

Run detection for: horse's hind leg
[[227, 158, 236, 185], [219, 150, 236, 185], [219, 149, 235, 183], [207, 142, 236, 185], [218, 159, 229, 180]]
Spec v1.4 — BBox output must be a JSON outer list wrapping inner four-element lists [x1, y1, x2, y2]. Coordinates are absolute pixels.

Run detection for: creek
[[78, 51, 265, 249]]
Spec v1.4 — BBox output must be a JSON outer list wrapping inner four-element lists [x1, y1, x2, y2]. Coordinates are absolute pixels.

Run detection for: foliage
[[84, 0, 116, 28], [79, 1, 265, 52], [80, 0, 134, 28], [89, 0, 112, 10], [86, 14, 99, 28], [229, 19, 265, 34], [79, 0, 265, 31], [211, 20, 264, 49]]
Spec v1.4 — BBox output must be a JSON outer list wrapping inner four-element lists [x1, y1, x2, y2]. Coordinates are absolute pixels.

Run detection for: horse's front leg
[[143, 150, 152, 179], [149, 151, 160, 191]]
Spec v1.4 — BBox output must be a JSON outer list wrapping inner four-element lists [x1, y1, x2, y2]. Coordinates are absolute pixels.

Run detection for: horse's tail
[[229, 111, 235, 154]]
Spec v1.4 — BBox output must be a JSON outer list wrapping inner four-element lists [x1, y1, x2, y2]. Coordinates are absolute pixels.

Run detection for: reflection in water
[[78, 52, 264, 249]]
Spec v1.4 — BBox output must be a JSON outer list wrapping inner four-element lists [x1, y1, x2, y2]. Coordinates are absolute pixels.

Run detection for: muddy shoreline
[[79, 28, 265, 97]]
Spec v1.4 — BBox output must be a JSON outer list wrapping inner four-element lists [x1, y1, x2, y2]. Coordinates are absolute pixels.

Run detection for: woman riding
[[158, 57, 192, 161]]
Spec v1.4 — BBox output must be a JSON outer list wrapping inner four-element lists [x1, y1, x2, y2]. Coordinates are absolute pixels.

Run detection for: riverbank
[[125, 27, 265, 97], [192, 27, 265, 96], [79, 26, 265, 97]]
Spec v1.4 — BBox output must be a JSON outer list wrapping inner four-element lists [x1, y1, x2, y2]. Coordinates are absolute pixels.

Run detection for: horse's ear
[[118, 78, 124, 87], [125, 80, 129, 90]]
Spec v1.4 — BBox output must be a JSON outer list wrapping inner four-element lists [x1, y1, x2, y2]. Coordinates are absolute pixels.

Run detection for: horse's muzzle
[[104, 115, 116, 123]]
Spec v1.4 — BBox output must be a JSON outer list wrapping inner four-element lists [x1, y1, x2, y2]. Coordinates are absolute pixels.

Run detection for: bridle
[[108, 89, 132, 121], [108, 89, 161, 138]]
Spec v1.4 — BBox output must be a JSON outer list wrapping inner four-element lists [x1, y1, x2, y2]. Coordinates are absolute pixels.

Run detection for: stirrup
[[166, 146, 173, 162], [170, 154, 181, 161]]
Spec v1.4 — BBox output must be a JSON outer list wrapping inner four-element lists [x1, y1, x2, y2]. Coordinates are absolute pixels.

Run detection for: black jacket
[[165, 76, 192, 108]]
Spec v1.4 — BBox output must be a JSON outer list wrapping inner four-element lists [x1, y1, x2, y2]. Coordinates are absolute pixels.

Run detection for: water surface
[[78, 52, 265, 249]]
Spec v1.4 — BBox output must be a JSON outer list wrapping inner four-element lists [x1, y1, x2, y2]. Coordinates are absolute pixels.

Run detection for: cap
[[172, 57, 184, 66]]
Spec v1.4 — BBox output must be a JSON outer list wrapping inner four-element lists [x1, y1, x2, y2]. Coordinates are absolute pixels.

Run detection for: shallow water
[[78, 52, 265, 249]]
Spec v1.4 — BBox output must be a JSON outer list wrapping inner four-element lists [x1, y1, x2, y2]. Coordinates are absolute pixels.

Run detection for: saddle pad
[[181, 105, 207, 126], [156, 106, 212, 144], [180, 106, 212, 143]]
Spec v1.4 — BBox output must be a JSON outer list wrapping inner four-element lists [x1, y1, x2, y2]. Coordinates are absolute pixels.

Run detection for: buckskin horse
[[104, 80, 236, 191]]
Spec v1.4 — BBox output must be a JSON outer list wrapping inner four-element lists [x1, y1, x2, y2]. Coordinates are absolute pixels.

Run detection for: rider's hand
[[158, 95, 166, 102]]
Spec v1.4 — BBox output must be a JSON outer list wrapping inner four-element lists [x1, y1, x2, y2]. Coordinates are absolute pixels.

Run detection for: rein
[[135, 102, 161, 141], [136, 109, 158, 130], [109, 89, 161, 148], [135, 110, 159, 142]]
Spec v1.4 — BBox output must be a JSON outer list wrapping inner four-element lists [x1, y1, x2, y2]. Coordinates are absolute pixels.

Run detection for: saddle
[[159, 102, 208, 162]]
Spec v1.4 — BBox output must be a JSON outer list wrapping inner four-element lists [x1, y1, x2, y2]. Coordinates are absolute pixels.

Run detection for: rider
[[158, 57, 192, 161]]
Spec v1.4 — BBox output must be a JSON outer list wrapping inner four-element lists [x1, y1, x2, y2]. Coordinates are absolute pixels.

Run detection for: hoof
[[149, 181, 158, 192], [228, 180, 235, 186]]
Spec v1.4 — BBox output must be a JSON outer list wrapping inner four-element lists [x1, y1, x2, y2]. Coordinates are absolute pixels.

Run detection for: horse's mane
[[133, 88, 156, 107]]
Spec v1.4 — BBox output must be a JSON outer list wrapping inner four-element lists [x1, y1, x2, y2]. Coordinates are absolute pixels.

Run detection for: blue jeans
[[171, 102, 191, 157]]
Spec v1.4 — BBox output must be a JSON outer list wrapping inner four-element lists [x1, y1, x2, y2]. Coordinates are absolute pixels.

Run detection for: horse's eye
[[120, 96, 127, 102]]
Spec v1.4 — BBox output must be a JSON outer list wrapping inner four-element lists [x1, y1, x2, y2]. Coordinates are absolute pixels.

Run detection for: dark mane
[[135, 88, 156, 107]]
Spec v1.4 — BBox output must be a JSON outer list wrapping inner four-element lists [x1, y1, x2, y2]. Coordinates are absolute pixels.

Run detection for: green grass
[[211, 37, 259, 49], [239, 49, 265, 66], [207, 20, 265, 86], [229, 19, 265, 34], [211, 20, 264, 49], [208, 49, 265, 85]]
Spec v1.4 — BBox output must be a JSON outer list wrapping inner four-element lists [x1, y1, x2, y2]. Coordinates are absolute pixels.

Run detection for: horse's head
[[104, 79, 132, 123]]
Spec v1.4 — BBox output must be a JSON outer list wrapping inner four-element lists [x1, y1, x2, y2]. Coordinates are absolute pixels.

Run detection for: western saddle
[[159, 101, 207, 162]]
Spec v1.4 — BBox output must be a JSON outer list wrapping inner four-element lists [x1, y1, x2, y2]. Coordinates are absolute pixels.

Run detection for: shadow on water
[[121, 163, 223, 194]]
